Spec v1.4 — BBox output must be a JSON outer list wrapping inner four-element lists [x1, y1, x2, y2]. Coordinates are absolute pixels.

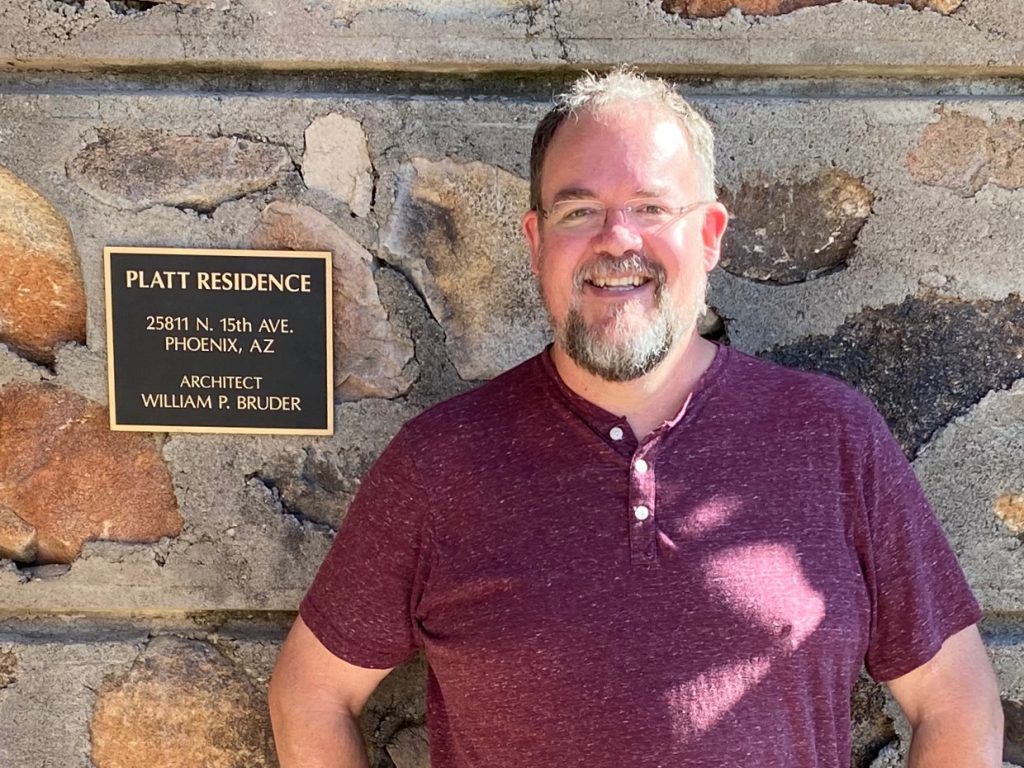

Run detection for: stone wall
[[1, 1, 1023, 766]]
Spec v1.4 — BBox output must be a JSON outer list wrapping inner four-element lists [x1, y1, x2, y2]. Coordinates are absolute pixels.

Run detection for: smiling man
[[269, 70, 1003, 767]]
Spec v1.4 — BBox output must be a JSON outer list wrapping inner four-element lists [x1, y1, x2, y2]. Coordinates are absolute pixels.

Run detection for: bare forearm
[[906, 714, 1003, 768]]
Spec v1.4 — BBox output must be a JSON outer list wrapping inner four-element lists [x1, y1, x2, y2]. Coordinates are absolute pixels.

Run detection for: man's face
[[522, 105, 728, 382]]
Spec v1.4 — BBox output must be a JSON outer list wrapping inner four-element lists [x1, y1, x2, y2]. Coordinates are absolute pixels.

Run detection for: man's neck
[[550, 332, 719, 439]]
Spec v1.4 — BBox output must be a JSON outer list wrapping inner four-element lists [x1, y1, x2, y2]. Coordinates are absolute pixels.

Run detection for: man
[[269, 70, 1003, 766]]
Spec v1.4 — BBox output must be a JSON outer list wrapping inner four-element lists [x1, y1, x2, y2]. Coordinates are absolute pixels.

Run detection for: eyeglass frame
[[537, 198, 713, 235]]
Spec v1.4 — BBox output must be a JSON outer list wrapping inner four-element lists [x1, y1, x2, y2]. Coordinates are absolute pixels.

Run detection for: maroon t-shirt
[[301, 344, 981, 767]]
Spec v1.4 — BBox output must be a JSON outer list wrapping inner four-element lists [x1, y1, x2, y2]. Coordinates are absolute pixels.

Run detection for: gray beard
[[541, 251, 708, 383], [557, 293, 679, 382]]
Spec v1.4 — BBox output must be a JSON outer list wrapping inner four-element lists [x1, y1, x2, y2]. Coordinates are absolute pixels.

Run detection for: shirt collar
[[538, 341, 731, 442]]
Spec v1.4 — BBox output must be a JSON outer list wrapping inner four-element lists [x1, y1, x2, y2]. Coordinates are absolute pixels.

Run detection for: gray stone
[[361, 656, 427, 768], [867, 744, 903, 768], [90, 636, 274, 768], [698, 305, 728, 344], [253, 397, 416, 529], [912, 380, 1024, 614], [302, 113, 374, 217], [908, 109, 1024, 197], [250, 201, 416, 400], [661, 0, 961, 16], [382, 158, 549, 381], [1005, 699, 1024, 766], [719, 170, 873, 285], [851, 673, 897, 768], [68, 130, 293, 212], [0, 164, 86, 365], [387, 725, 430, 768], [766, 294, 1024, 457]]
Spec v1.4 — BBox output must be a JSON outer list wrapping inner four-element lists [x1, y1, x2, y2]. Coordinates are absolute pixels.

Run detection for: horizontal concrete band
[[1, 0, 1023, 76]]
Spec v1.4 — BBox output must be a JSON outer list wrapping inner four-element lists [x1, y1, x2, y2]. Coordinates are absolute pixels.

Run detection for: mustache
[[573, 252, 667, 290]]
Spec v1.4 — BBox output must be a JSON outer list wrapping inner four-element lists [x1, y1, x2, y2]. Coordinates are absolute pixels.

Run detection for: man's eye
[[636, 203, 670, 216], [562, 206, 600, 221]]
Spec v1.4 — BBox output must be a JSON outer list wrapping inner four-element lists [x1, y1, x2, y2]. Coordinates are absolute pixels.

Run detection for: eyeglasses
[[539, 198, 711, 235]]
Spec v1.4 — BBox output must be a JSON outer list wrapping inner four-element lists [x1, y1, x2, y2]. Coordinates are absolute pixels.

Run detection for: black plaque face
[[104, 247, 333, 435]]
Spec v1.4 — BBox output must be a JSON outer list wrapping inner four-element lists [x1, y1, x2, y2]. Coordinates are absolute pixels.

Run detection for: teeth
[[589, 276, 646, 288]]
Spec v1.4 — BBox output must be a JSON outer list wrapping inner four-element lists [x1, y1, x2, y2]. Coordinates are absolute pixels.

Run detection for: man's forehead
[[542, 105, 697, 198], [547, 104, 693, 163]]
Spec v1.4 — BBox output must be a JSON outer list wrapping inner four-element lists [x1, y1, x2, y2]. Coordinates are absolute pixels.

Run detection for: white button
[[634, 505, 650, 521], [634, 459, 649, 474], [609, 426, 624, 441]]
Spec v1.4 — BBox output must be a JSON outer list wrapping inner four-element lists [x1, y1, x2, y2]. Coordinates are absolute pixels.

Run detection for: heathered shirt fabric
[[301, 344, 981, 767]]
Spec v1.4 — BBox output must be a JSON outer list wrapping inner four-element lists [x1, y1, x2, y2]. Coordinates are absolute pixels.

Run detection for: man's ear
[[522, 209, 542, 274], [700, 202, 729, 272]]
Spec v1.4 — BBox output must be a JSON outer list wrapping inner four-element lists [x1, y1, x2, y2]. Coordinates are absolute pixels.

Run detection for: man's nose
[[592, 208, 644, 253]]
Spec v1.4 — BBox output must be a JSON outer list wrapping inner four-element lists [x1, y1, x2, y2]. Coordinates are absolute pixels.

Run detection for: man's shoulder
[[722, 345, 880, 423]]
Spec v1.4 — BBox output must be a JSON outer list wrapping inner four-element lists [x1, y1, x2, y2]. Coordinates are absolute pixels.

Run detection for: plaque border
[[104, 246, 334, 436]]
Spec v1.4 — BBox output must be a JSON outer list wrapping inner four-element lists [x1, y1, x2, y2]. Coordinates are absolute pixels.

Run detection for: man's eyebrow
[[634, 187, 670, 199], [550, 188, 598, 204]]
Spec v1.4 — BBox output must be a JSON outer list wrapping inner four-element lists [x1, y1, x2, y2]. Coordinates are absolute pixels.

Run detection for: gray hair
[[529, 68, 717, 210]]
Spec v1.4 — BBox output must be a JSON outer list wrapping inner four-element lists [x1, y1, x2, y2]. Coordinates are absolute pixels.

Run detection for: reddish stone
[[0, 502, 37, 562], [909, 109, 1024, 196], [0, 165, 87, 365], [0, 383, 181, 563], [995, 495, 1024, 535], [90, 637, 274, 768]]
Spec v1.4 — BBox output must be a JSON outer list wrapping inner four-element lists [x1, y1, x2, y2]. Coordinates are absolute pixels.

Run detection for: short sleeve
[[858, 406, 982, 681], [299, 426, 433, 669]]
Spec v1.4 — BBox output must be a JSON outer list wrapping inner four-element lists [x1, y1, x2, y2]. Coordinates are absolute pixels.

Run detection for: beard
[[546, 253, 707, 383]]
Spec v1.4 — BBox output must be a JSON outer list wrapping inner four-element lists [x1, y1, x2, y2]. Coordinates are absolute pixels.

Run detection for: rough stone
[[699, 305, 729, 344], [250, 201, 416, 399], [1006, 699, 1024, 766], [911, 380, 1024, 613], [0, 649, 15, 688], [0, 503, 37, 563], [850, 674, 897, 768], [996, 495, 1024, 536], [718, 170, 873, 285], [252, 398, 415, 529], [68, 130, 293, 212], [766, 294, 1024, 457], [361, 656, 427, 768], [382, 158, 549, 381], [90, 636, 273, 768], [0, 164, 86, 365], [867, 744, 902, 768], [908, 110, 1024, 197], [302, 114, 374, 217], [387, 724, 430, 768], [0, 382, 182, 564], [662, 0, 961, 16]]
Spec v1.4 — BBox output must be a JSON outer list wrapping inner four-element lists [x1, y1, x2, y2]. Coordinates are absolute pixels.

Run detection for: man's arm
[[269, 615, 393, 768], [886, 624, 1003, 767]]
